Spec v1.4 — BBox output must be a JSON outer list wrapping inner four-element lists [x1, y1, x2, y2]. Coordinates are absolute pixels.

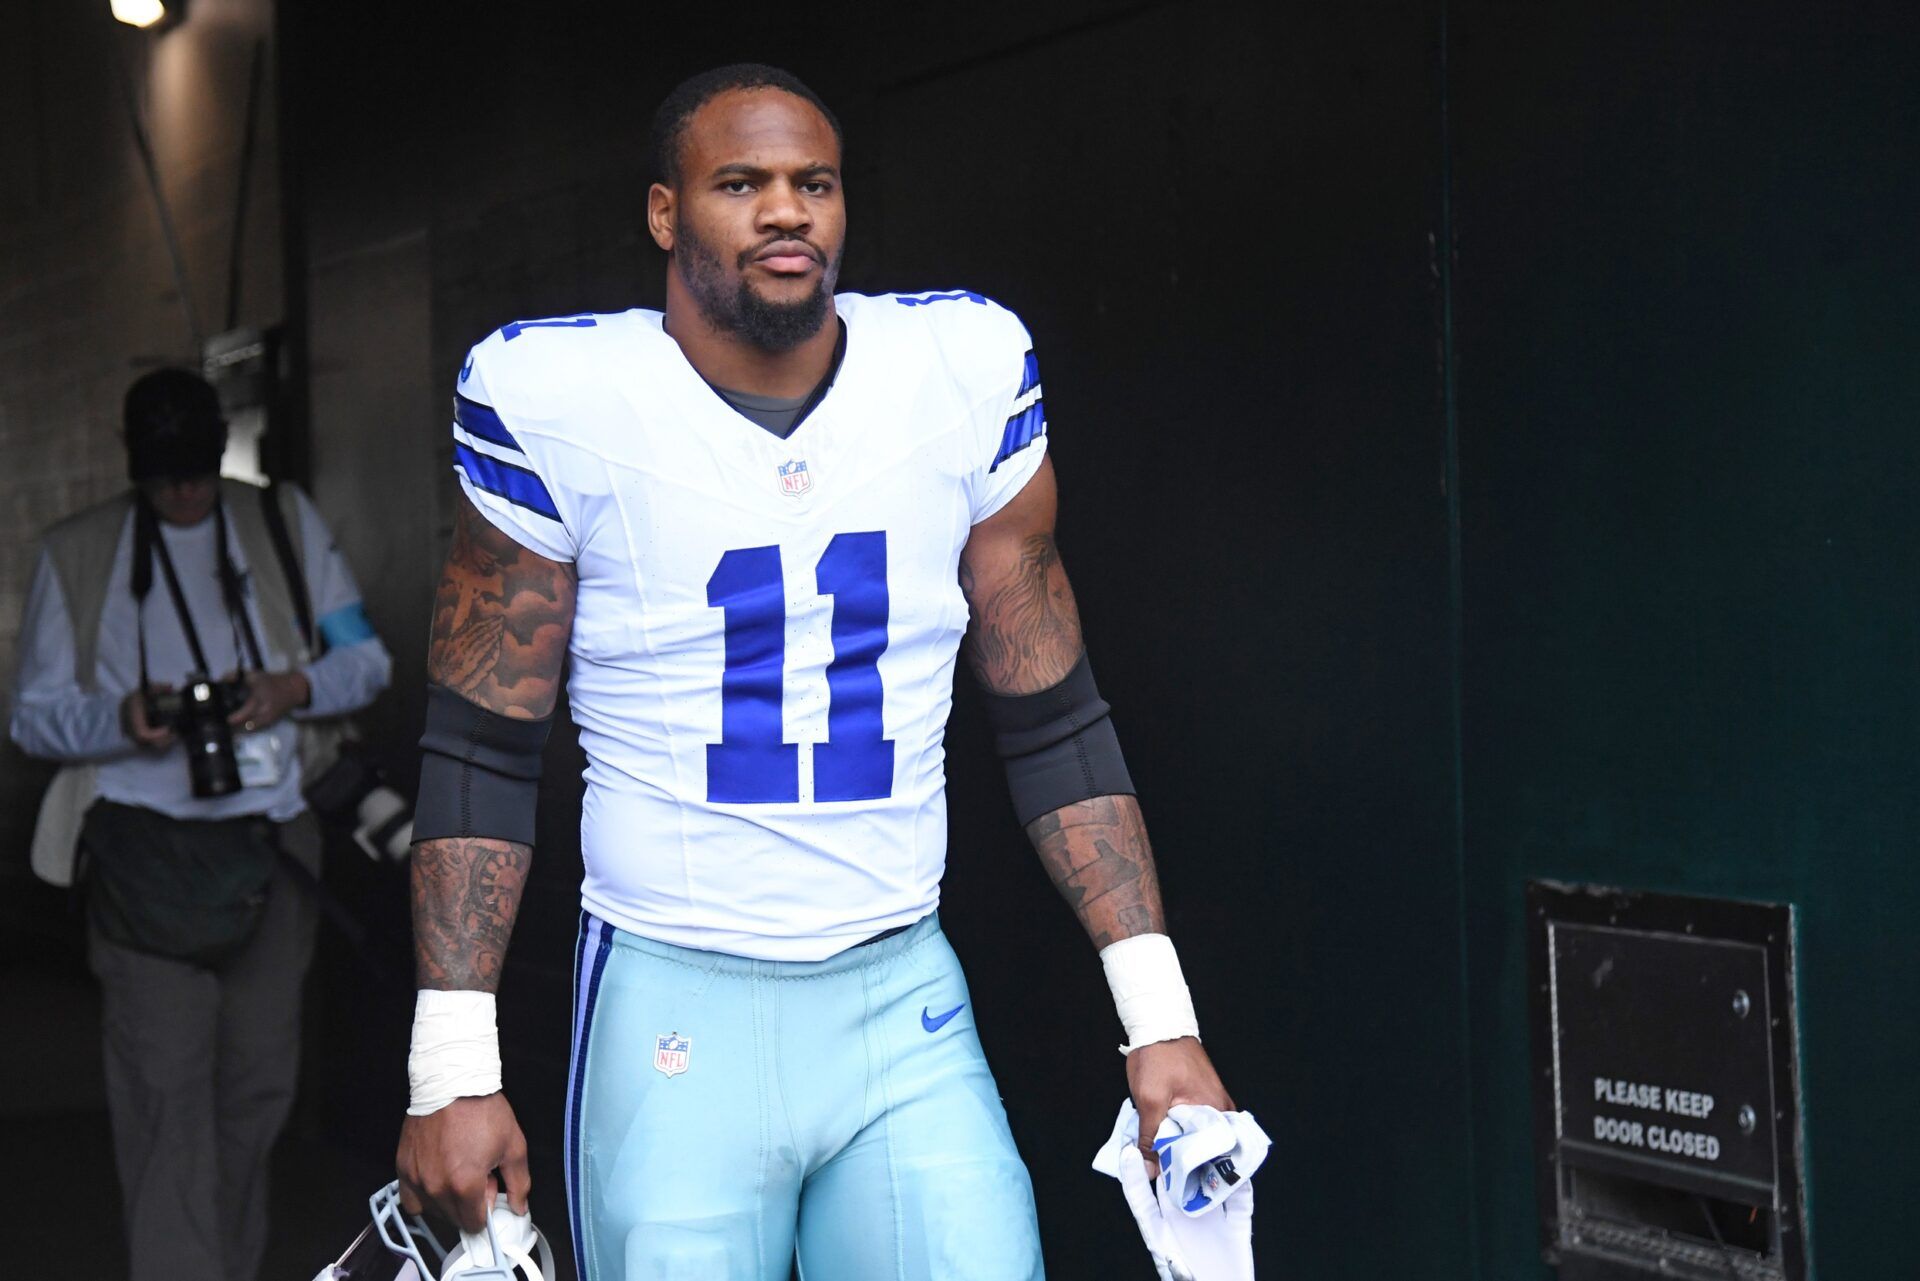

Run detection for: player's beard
[[676, 222, 838, 354]]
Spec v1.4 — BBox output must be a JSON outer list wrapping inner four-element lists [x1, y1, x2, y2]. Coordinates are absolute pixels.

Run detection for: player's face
[[659, 89, 846, 352]]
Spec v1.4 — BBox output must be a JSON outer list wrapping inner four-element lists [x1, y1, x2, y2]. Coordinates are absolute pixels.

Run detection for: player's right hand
[[395, 1093, 531, 1233]]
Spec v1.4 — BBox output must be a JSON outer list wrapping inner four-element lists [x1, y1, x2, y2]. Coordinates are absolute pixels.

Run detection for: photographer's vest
[[28, 480, 326, 886]]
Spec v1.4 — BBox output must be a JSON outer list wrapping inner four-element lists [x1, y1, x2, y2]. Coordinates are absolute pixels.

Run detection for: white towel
[[1092, 1100, 1270, 1280]]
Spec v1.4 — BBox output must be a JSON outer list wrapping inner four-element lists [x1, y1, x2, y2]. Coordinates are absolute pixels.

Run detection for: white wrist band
[[1099, 933, 1200, 1055], [407, 990, 503, 1116]]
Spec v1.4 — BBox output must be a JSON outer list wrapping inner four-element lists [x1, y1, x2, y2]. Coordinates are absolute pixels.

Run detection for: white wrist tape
[[407, 990, 503, 1116], [1100, 933, 1200, 1055]]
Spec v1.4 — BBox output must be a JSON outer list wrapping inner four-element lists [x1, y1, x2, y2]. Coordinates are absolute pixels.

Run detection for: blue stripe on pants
[[566, 915, 614, 1280]]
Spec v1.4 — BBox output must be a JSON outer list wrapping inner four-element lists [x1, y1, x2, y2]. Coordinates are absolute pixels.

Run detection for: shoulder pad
[[460, 311, 634, 407], [880, 290, 1032, 401]]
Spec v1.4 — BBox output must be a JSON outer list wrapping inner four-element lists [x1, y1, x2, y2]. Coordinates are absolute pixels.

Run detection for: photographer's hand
[[119, 686, 176, 751], [227, 669, 312, 732]]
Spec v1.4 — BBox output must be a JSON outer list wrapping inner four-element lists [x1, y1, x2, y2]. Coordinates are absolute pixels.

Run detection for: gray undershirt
[[712, 385, 812, 439]]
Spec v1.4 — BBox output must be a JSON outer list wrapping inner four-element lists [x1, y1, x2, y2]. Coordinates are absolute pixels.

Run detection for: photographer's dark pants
[[87, 811, 320, 1281]]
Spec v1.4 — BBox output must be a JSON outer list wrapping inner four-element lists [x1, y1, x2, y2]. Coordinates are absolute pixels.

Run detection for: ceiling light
[[112, 0, 167, 28]]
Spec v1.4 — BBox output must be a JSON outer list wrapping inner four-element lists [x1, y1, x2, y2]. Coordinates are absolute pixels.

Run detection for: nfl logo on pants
[[654, 1033, 692, 1078]]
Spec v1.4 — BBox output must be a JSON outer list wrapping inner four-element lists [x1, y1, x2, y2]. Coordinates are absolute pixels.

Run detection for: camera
[[147, 673, 249, 798]]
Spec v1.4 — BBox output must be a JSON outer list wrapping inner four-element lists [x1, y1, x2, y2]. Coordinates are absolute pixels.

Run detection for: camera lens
[[176, 672, 243, 798]]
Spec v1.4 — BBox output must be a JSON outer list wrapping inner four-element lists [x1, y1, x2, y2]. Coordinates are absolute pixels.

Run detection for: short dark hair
[[648, 63, 842, 187]]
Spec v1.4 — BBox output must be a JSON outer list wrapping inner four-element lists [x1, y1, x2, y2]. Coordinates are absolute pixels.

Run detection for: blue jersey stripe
[[501, 315, 599, 340], [454, 441, 561, 521], [453, 393, 522, 453], [1018, 350, 1041, 397], [989, 399, 1047, 472], [893, 289, 989, 307]]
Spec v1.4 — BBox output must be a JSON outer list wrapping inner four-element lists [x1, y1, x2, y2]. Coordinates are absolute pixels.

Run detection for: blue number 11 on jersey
[[706, 532, 895, 804]]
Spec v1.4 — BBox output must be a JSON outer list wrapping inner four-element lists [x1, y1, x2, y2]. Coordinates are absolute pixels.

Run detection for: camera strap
[[257, 483, 320, 656], [132, 494, 266, 696]]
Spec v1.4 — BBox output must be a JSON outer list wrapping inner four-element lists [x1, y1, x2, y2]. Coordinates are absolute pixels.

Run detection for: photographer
[[9, 368, 391, 1281]]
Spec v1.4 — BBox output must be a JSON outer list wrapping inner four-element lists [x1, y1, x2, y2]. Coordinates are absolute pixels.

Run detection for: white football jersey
[[451, 290, 1048, 960]]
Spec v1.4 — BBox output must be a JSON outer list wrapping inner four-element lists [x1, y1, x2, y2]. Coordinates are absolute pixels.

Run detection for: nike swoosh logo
[[921, 1003, 965, 1033]]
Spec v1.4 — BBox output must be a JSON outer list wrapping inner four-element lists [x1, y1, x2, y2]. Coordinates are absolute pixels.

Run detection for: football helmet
[[312, 1181, 556, 1281]]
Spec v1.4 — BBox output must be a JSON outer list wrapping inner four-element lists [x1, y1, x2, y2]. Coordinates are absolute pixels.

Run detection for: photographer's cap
[[125, 367, 226, 482]]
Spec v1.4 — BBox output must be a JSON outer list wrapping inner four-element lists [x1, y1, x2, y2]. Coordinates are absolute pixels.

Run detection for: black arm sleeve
[[412, 683, 553, 847], [981, 652, 1136, 827]]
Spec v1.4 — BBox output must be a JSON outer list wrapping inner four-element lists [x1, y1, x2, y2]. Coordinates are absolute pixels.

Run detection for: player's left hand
[[227, 668, 312, 732], [1126, 1036, 1234, 1178]]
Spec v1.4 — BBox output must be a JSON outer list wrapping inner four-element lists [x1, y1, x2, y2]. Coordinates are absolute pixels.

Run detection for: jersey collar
[[690, 315, 849, 442]]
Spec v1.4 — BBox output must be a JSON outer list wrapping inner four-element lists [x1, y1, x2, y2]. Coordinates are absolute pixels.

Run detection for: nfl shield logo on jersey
[[653, 1033, 692, 1078], [776, 458, 811, 497]]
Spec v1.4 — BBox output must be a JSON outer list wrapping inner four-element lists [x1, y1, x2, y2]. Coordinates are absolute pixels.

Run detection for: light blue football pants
[[564, 911, 1046, 1281]]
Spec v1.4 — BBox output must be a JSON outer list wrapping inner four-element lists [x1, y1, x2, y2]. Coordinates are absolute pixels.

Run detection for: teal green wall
[[1451, 2, 1920, 1274]]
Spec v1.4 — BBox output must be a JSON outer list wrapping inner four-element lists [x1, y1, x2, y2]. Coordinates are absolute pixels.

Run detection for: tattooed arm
[[414, 490, 576, 992], [398, 491, 576, 1231], [960, 456, 1232, 1160], [959, 456, 1166, 949]]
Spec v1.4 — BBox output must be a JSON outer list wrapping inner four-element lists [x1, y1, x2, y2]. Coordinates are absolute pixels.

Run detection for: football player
[[394, 63, 1236, 1279]]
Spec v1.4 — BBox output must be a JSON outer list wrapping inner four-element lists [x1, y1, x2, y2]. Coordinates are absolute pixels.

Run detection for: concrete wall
[[0, 0, 281, 874]]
